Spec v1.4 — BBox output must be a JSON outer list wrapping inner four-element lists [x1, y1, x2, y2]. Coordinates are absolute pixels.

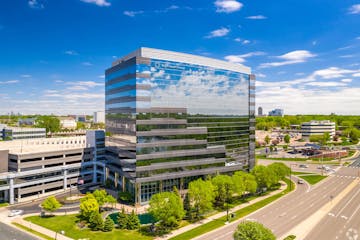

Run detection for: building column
[[4, 189, 9, 202], [114, 172, 118, 188], [63, 169, 68, 190], [9, 177, 14, 205], [92, 162, 97, 184], [103, 167, 107, 183], [135, 182, 141, 207]]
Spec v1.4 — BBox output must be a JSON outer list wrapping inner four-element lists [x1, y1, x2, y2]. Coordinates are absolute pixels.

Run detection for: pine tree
[[126, 210, 140, 230], [103, 216, 115, 232], [117, 207, 127, 229], [89, 212, 104, 231]]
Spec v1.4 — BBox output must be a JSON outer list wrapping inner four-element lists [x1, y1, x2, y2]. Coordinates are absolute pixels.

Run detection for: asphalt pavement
[[195, 167, 359, 240], [0, 221, 39, 240]]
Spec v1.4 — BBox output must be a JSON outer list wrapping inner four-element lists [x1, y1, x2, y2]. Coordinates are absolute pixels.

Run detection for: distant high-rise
[[268, 108, 284, 117], [105, 47, 255, 204], [258, 107, 263, 116], [93, 111, 105, 123]]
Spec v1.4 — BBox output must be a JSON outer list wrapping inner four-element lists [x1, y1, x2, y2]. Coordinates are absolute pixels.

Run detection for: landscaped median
[[169, 178, 294, 240], [297, 174, 327, 185]]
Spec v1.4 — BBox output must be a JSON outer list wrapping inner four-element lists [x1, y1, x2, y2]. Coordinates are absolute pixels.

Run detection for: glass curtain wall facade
[[105, 48, 255, 205]]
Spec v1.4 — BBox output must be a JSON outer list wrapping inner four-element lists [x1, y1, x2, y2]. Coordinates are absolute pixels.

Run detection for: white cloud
[[234, 38, 241, 42], [20, 74, 31, 78], [205, 27, 230, 38], [242, 40, 250, 45], [348, 4, 360, 14], [256, 73, 266, 78], [0, 80, 19, 84], [305, 81, 347, 87], [80, 0, 110, 7], [123, 10, 144, 17], [340, 55, 354, 58], [28, 0, 44, 9], [64, 50, 78, 55], [66, 85, 89, 91], [82, 62, 93, 66], [312, 41, 317, 46], [215, 0, 243, 13], [224, 52, 265, 63], [312, 67, 357, 79], [357, 36, 360, 40], [54, 80, 64, 83], [246, 15, 267, 20], [259, 50, 316, 68], [353, 72, 360, 77], [65, 81, 103, 87], [341, 79, 352, 83], [98, 75, 105, 79]]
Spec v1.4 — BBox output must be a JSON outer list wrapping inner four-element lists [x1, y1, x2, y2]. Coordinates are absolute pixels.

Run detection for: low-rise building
[[301, 120, 336, 139], [18, 118, 37, 126], [1, 126, 46, 140], [58, 117, 77, 129]]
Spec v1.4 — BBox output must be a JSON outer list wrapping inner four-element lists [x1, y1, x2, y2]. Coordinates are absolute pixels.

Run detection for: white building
[[301, 120, 336, 138], [93, 111, 105, 123], [1, 126, 46, 140], [58, 117, 77, 129]]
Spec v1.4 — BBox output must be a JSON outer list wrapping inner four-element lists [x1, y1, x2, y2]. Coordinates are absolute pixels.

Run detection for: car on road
[[299, 164, 309, 168], [298, 179, 305, 184], [8, 210, 24, 217]]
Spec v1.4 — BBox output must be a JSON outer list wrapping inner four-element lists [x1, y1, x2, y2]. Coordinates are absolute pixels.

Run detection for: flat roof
[[0, 136, 88, 154], [112, 47, 251, 74]]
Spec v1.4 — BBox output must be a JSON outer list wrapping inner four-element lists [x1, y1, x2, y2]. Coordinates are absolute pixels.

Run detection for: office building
[[258, 107, 263, 116], [268, 108, 284, 117], [1, 126, 46, 140], [0, 130, 105, 204], [105, 47, 255, 204], [93, 111, 105, 123], [18, 118, 37, 126], [301, 120, 336, 139]]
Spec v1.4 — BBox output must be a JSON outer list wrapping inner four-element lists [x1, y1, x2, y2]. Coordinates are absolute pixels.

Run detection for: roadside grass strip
[[12, 222, 53, 240], [169, 179, 294, 240]]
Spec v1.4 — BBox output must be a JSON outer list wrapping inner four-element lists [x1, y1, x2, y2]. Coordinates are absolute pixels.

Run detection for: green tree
[[126, 210, 140, 230], [268, 162, 290, 183], [148, 191, 185, 228], [188, 179, 215, 220], [183, 193, 191, 218], [233, 221, 276, 240], [35, 116, 60, 133], [321, 132, 331, 145], [232, 171, 257, 195], [106, 195, 117, 208], [76, 121, 86, 130], [89, 212, 104, 231], [80, 196, 99, 221], [284, 134, 290, 144], [93, 189, 108, 207], [211, 175, 234, 208], [103, 216, 115, 232], [41, 196, 62, 215], [251, 165, 277, 189], [117, 207, 128, 229], [265, 135, 270, 145]]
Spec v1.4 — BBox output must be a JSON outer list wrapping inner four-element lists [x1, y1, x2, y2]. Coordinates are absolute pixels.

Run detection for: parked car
[[299, 164, 309, 168], [8, 210, 24, 217], [298, 179, 305, 184]]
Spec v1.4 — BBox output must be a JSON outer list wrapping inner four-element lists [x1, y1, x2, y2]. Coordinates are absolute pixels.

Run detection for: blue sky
[[0, 0, 359, 115]]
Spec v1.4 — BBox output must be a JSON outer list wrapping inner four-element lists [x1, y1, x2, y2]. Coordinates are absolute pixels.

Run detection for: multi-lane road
[[195, 166, 360, 240], [0, 220, 38, 240]]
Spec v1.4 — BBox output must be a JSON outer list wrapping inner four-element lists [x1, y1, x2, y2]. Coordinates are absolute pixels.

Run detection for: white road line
[[341, 215, 348, 220], [335, 187, 360, 217], [328, 212, 335, 217], [348, 202, 360, 222]]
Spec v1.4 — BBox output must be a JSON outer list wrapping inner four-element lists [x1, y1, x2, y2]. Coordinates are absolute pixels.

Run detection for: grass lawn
[[169, 178, 294, 240], [25, 214, 152, 240], [298, 174, 327, 185], [291, 171, 314, 176], [12, 222, 53, 240], [0, 202, 9, 208]]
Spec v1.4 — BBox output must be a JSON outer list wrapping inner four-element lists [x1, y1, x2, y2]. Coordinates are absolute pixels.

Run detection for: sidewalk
[[161, 181, 288, 240]]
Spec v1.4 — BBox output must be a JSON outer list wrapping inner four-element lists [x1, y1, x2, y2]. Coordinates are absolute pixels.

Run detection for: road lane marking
[[335, 187, 360, 217], [328, 213, 335, 217], [341, 215, 348, 220]]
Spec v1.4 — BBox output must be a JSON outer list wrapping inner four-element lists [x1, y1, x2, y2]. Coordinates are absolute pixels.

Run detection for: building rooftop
[[112, 47, 251, 74], [0, 136, 87, 154]]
